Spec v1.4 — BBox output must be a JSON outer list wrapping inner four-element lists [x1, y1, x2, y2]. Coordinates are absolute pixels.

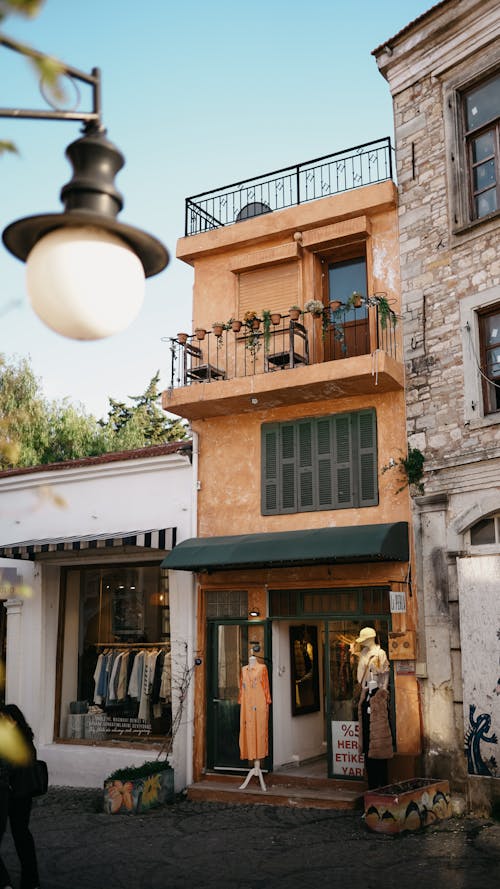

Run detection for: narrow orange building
[[163, 141, 421, 803]]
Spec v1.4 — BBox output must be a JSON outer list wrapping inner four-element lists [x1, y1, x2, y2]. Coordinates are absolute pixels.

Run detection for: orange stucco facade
[[165, 177, 421, 787]]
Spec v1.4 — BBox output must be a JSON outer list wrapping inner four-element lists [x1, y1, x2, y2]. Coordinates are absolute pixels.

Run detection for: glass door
[[207, 620, 270, 771], [326, 619, 391, 779]]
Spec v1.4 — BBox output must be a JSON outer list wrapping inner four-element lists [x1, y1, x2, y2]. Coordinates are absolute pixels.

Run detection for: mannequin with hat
[[352, 627, 393, 790]]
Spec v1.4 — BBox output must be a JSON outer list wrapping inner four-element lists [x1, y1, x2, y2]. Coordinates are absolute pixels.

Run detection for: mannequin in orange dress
[[238, 655, 272, 791]]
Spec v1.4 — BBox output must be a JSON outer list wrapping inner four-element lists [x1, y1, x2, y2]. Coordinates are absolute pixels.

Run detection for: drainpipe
[[185, 428, 199, 788]]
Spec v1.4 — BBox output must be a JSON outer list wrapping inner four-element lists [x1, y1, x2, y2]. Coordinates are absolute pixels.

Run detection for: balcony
[[185, 138, 394, 237], [163, 299, 404, 421]]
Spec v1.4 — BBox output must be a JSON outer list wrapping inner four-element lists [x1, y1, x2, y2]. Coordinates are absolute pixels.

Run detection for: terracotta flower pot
[[177, 332, 189, 345], [212, 324, 224, 337], [231, 320, 242, 332], [270, 313, 281, 325], [289, 308, 301, 320], [329, 300, 342, 312], [351, 293, 363, 308], [251, 318, 261, 330], [194, 328, 206, 341]]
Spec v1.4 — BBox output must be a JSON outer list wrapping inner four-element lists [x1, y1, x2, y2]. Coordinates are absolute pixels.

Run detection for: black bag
[[10, 759, 48, 799]]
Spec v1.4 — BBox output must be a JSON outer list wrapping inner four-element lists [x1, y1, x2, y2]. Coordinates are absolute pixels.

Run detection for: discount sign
[[331, 720, 364, 777]]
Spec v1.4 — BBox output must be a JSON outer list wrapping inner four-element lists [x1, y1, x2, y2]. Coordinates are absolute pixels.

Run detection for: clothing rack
[[93, 642, 169, 648]]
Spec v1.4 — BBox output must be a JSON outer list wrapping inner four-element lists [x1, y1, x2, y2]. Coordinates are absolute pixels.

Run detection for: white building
[[0, 442, 195, 791]]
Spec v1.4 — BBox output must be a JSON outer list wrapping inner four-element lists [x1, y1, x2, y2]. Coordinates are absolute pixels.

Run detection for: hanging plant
[[289, 305, 301, 320], [261, 309, 272, 350], [346, 291, 364, 310], [369, 294, 396, 331], [270, 312, 282, 325], [194, 327, 206, 341], [243, 310, 261, 355], [229, 318, 242, 333], [212, 322, 225, 337]]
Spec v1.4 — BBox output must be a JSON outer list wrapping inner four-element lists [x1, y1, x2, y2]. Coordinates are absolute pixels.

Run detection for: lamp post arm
[[0, 32, 101, 128]]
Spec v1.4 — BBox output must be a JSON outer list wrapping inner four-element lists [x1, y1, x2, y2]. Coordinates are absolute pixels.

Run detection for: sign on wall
[[331, 720, 364, 778]]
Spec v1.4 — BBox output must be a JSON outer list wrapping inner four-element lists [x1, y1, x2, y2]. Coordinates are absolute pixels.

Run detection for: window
[[479, 304, 500, 413], [464, 73, 500, 220], [59, 564, 171, 743], [469, 514, 500, 546], [261, 409, 378, 515]]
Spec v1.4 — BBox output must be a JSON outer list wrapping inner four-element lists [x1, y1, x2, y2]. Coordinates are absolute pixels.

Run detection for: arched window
[[469, 513, 500, 546]]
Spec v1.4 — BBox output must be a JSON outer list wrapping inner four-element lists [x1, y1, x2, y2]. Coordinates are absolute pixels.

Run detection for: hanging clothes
[[238, 661, 272, 761]]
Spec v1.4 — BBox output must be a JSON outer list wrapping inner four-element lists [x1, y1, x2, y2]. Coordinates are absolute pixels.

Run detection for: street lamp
[[0, 35, 169, 340]]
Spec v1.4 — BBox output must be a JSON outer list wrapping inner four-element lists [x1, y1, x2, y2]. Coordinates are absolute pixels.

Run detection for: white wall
[[271, 621, 324, 768], [0, 450, 195, 790]]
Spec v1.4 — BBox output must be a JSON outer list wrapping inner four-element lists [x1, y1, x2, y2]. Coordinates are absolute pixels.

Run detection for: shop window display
[[59, 565, 171, 744]]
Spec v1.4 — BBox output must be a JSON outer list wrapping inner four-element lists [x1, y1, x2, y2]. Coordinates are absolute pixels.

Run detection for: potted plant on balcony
[[212, 322, 225, 338], [229, 318, 242, 333], [261, 309, 273, 350], [270, 312, 281, 325], [243, 310, 261, 355], [346, 291, 364, 309], [304, 298, 324, 317], [289, 305, 301, 320], [194, 327, 206, 341], [177, 332, 189, 345], [369, 293, 396, 331]]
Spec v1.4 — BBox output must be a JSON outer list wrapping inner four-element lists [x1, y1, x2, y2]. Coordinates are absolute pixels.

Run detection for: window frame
[[443, 57, 500, 234], [460, 285, 500, 426], [463, 73, 500, 222], [261, 408, 378, 516]]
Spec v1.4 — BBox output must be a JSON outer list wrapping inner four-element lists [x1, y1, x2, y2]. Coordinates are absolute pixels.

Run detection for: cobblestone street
[[1, 789, 499, 889]]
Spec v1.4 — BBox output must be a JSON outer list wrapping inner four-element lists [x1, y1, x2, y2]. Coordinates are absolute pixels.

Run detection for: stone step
[[187, 773, 365, 810]]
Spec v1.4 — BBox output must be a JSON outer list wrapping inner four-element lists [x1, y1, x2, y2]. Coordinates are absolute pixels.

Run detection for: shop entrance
[[206, 620, 270, 771], [269, 587, 392, 781]]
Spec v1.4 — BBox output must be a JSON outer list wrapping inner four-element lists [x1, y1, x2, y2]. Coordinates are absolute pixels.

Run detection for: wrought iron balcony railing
[[185, 137, 394, 236], [166, 302, 399, 391]]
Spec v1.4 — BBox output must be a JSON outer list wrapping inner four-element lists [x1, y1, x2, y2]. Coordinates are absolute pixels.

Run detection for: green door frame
[[206, 618, 272, 772]]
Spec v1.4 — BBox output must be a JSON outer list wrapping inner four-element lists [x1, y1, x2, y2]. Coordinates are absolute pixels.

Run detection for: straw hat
[[355, 627, 376, 645]]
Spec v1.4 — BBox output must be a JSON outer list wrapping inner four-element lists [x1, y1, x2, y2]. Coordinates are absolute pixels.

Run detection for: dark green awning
[[161, 522, 408, 571]]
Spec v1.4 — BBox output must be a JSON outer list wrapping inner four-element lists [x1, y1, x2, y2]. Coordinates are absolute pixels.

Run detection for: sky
[[0, 0, 434, 420]]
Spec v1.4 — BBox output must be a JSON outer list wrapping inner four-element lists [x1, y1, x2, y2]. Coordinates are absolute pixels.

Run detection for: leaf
[[0, 140, 18, 155], [30, 55, 67, 104]]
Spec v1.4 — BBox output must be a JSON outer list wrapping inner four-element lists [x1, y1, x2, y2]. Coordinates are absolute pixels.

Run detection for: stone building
[[374, 0, 500, 813]]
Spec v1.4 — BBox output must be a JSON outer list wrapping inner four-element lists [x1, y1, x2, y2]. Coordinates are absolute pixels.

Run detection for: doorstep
[[187, 772, 365, 810]]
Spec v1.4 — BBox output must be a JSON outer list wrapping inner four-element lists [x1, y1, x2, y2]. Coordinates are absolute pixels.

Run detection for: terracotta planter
[[351, 293, 363, 308], [103, 769, 174, 815], [270, 313, 282, 325], [194, 328, 206, 341], [289, 308, 301, 320], [251, 318, 261, 330], [329, 300, 342, 312], [177, 332, 189, 345], [231, 320, 242, 332], [212, 324, 224, 337], [364, 778, 451, 834]]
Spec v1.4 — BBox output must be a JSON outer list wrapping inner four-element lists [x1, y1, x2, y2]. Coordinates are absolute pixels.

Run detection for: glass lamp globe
[[26, 225, 146, 340]]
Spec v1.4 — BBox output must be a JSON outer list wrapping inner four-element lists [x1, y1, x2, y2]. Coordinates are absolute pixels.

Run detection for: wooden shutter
[[316, 417, 334, 508], [297, 420, 314, 510], [261, 425, 279, 515], [333, 414, 354, 508], [356, 409, 378, 506], [280, 422, 297, 512], [238, 263, 299, 318]]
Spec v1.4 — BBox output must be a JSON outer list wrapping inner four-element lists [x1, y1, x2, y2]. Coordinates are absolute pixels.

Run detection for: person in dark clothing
[[0, 705, 40, 889]]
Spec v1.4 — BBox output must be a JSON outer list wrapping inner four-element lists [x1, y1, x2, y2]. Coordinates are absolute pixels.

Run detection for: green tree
[[0, 355, 188, 469]]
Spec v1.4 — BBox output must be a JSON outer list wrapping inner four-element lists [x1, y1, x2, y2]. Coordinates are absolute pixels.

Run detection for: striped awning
[[0, 528, 175, 560]]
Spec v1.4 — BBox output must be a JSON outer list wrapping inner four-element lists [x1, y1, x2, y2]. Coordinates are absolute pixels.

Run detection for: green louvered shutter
[[280, 423, 297, 512], [333, 413, 354, 508], [261, 424, 279, 514], [357, 409, 378, 506], [297, 420, 314, 510], [316, 417, 334, 508]]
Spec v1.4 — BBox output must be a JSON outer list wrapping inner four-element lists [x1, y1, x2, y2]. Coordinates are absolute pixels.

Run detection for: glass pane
[[486, 346, 500, 378], [329, 258, 368, 322], [217, 625, 244, 700], [470, 518, 496, 545], [473, 159, 496, 191], [484, 312, 500, 345], [466, 74, 500, 130], [64, 565, 170, 743], [475, 188, 497, 218], [472, 131, 495, 163]]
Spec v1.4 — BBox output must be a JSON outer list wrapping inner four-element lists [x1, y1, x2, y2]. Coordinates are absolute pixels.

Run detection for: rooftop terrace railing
[[185, 137, 394, 236]]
